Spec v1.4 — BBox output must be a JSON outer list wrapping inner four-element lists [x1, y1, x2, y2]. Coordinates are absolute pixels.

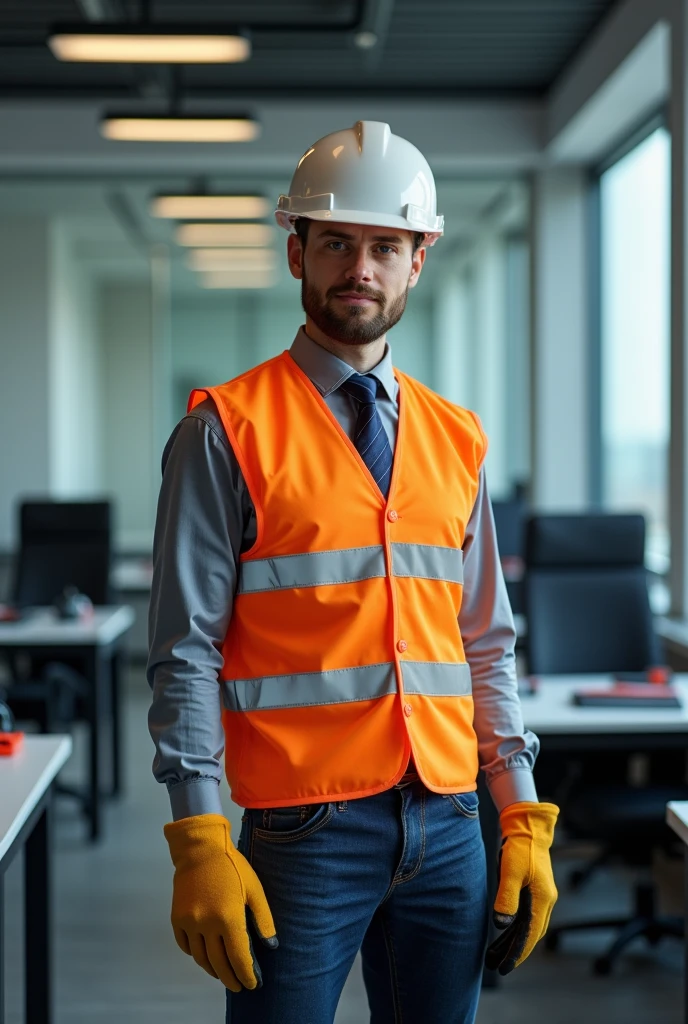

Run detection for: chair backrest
[[492, 498, 527, 615], [524, 513, 661, 674], [13, 500, 112, 607], [491, 499, 526, 559]]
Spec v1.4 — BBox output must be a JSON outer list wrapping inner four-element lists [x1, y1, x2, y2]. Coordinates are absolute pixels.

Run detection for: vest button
[[387, 509, 399, 522], [404, 703, 413, 717], [397, 640, 408, 653]]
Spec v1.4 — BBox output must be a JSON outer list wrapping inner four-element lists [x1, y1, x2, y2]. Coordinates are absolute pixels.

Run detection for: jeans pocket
[[446, 791, 480, 819], [251, 802, 333, 844]]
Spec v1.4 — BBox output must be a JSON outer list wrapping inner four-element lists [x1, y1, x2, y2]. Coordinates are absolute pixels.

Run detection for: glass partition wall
[[0, 174, 531, 555]]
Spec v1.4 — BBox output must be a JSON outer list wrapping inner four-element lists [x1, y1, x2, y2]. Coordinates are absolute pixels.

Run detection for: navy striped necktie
[[339, 372, 393, 498]]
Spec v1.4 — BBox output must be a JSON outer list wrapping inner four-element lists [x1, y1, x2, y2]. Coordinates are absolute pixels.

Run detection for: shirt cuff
[[168, 778, 224, 821], [487, 769, 539, 813]]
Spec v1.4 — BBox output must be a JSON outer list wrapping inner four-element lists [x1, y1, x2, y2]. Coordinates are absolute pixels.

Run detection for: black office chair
[[12, 500, 112, 608], [524, 512, 686, 974], [3, 499, 112, 728], [492, 495, 527, 618]]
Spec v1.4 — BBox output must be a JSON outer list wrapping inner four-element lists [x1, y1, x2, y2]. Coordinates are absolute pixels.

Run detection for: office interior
[[2, 0, 688, 1021]]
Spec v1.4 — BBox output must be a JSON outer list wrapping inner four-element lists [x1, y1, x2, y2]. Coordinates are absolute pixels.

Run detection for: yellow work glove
[[485, 801, 559, 975], [164, 813, 278, 992]]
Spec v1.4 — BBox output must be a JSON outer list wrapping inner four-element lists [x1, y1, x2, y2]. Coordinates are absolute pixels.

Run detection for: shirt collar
[[289, 326, 398, 402]]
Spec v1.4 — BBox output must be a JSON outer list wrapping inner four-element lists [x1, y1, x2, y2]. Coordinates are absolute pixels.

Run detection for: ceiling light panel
[[175, 223, 275, 247], [151, 195, 270, 220], [187, 248, 277, 271], [49, 31, 250, 64], [101, 116, 259, 143]]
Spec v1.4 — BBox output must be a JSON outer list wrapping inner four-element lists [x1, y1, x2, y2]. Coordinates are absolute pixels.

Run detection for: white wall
[[431, 272, 473, 409], [430, 231, 526, 500], [531, 168, 589, 509], [504, 237, 531, 486], [386, 293, 434, 387], [100, 281, 155, 551], [0, 217, 52, 549], [0, 221, 155, 553], [471, 237, 509, 497], [169, 291, 304, 423], [49, 221, 103, 496]]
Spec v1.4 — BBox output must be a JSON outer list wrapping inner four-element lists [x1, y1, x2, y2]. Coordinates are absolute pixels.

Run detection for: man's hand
[[485, 801, 559, 975], [164, 814, 278, 992]]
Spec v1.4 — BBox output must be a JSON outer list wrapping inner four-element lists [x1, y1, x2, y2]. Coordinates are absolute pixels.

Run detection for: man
[[148, 121, 559, 1024]]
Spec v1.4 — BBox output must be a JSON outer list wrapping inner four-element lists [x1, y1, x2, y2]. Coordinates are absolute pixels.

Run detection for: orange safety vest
[[188, 350, 488, 808]]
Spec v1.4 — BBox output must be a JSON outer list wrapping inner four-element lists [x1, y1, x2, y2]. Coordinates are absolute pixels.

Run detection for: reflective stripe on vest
[[391, 543, 463, 583], [237, 542, 463, 594], [221, 661, 472, 712]]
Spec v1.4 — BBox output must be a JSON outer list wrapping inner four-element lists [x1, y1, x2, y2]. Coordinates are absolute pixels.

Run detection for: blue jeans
[[226, 779, 488, 1024]]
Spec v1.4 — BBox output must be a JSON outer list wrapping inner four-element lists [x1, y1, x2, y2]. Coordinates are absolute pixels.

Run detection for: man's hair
[[294, 217, 424, 254]]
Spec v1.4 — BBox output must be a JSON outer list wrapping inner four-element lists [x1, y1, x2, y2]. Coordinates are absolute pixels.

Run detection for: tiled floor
[[3, 668, 684, 1023]]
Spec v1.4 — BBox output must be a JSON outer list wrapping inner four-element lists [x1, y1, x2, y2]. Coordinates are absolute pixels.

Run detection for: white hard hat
[[275, 120, 444, 247]]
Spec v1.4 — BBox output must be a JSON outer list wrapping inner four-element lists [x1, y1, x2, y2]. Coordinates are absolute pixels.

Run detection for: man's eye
[[328, 241, 346, 251], [377, 245, 394, 254]]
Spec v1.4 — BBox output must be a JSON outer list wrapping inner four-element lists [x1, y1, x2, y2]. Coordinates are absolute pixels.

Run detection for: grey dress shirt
[[147, 327, 539, 821]]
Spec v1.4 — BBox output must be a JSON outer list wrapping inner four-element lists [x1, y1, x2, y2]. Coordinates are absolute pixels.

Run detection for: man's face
[[287, 221, 426, 345]]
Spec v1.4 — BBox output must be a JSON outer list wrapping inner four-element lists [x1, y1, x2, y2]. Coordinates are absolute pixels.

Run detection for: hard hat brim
[[275, 208, 443, 246]]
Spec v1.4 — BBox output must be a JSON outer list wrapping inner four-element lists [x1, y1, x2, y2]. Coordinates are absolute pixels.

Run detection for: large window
[[599, 125, 670, 574]]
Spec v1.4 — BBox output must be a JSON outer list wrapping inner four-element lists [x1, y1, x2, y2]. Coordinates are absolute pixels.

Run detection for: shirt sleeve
[[460, 466, 540, 813], [146, 399, 255, 821]]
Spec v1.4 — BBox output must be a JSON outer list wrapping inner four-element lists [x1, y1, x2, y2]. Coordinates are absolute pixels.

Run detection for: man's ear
[[287, 233, 304, 280], [408, 245, 426, 290]]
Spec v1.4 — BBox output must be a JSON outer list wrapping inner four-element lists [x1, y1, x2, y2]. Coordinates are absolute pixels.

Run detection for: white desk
[[480, 674, 688, 985], [0, 606, 134, 646], [666, 801, 688, 1024], [111, 558, 153, 594], [0, 735, 72, 1024], [521, 675, 688, 736], [0, 607, 134, 840]]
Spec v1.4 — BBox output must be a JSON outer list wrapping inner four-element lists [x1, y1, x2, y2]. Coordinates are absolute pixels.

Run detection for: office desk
[[666, 801, 688, 1023], [0, 606, 134, 840], [0, 735, 72, 1024], [479, 675, 688, 985], [520, 674, 688, 749], [111, 557, 153, 593]]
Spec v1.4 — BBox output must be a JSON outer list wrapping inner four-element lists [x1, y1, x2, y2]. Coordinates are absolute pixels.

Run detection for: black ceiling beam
[[0, 83, 545, 100], [0, 0, 369, 46]]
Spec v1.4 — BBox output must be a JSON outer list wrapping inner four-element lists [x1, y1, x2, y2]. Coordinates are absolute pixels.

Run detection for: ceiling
[[0, 0, 605, 295], [0, 0, 620, 100]]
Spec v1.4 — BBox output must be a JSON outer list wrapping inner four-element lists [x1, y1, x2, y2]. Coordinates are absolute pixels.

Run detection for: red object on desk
[[0, 731, 24, 755], [0, 603, 21, 623], [647, 665, 671, 685]]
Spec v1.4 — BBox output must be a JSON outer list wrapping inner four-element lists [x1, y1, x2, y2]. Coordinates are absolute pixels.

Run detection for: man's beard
[[301, 273, 409, 345]]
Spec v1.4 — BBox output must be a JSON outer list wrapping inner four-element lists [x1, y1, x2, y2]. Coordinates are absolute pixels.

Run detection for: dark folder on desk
[[572, 683, 682, 709]]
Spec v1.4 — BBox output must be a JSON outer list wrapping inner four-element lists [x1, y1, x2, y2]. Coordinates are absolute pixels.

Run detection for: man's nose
[[345, 249, 373, 283]]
